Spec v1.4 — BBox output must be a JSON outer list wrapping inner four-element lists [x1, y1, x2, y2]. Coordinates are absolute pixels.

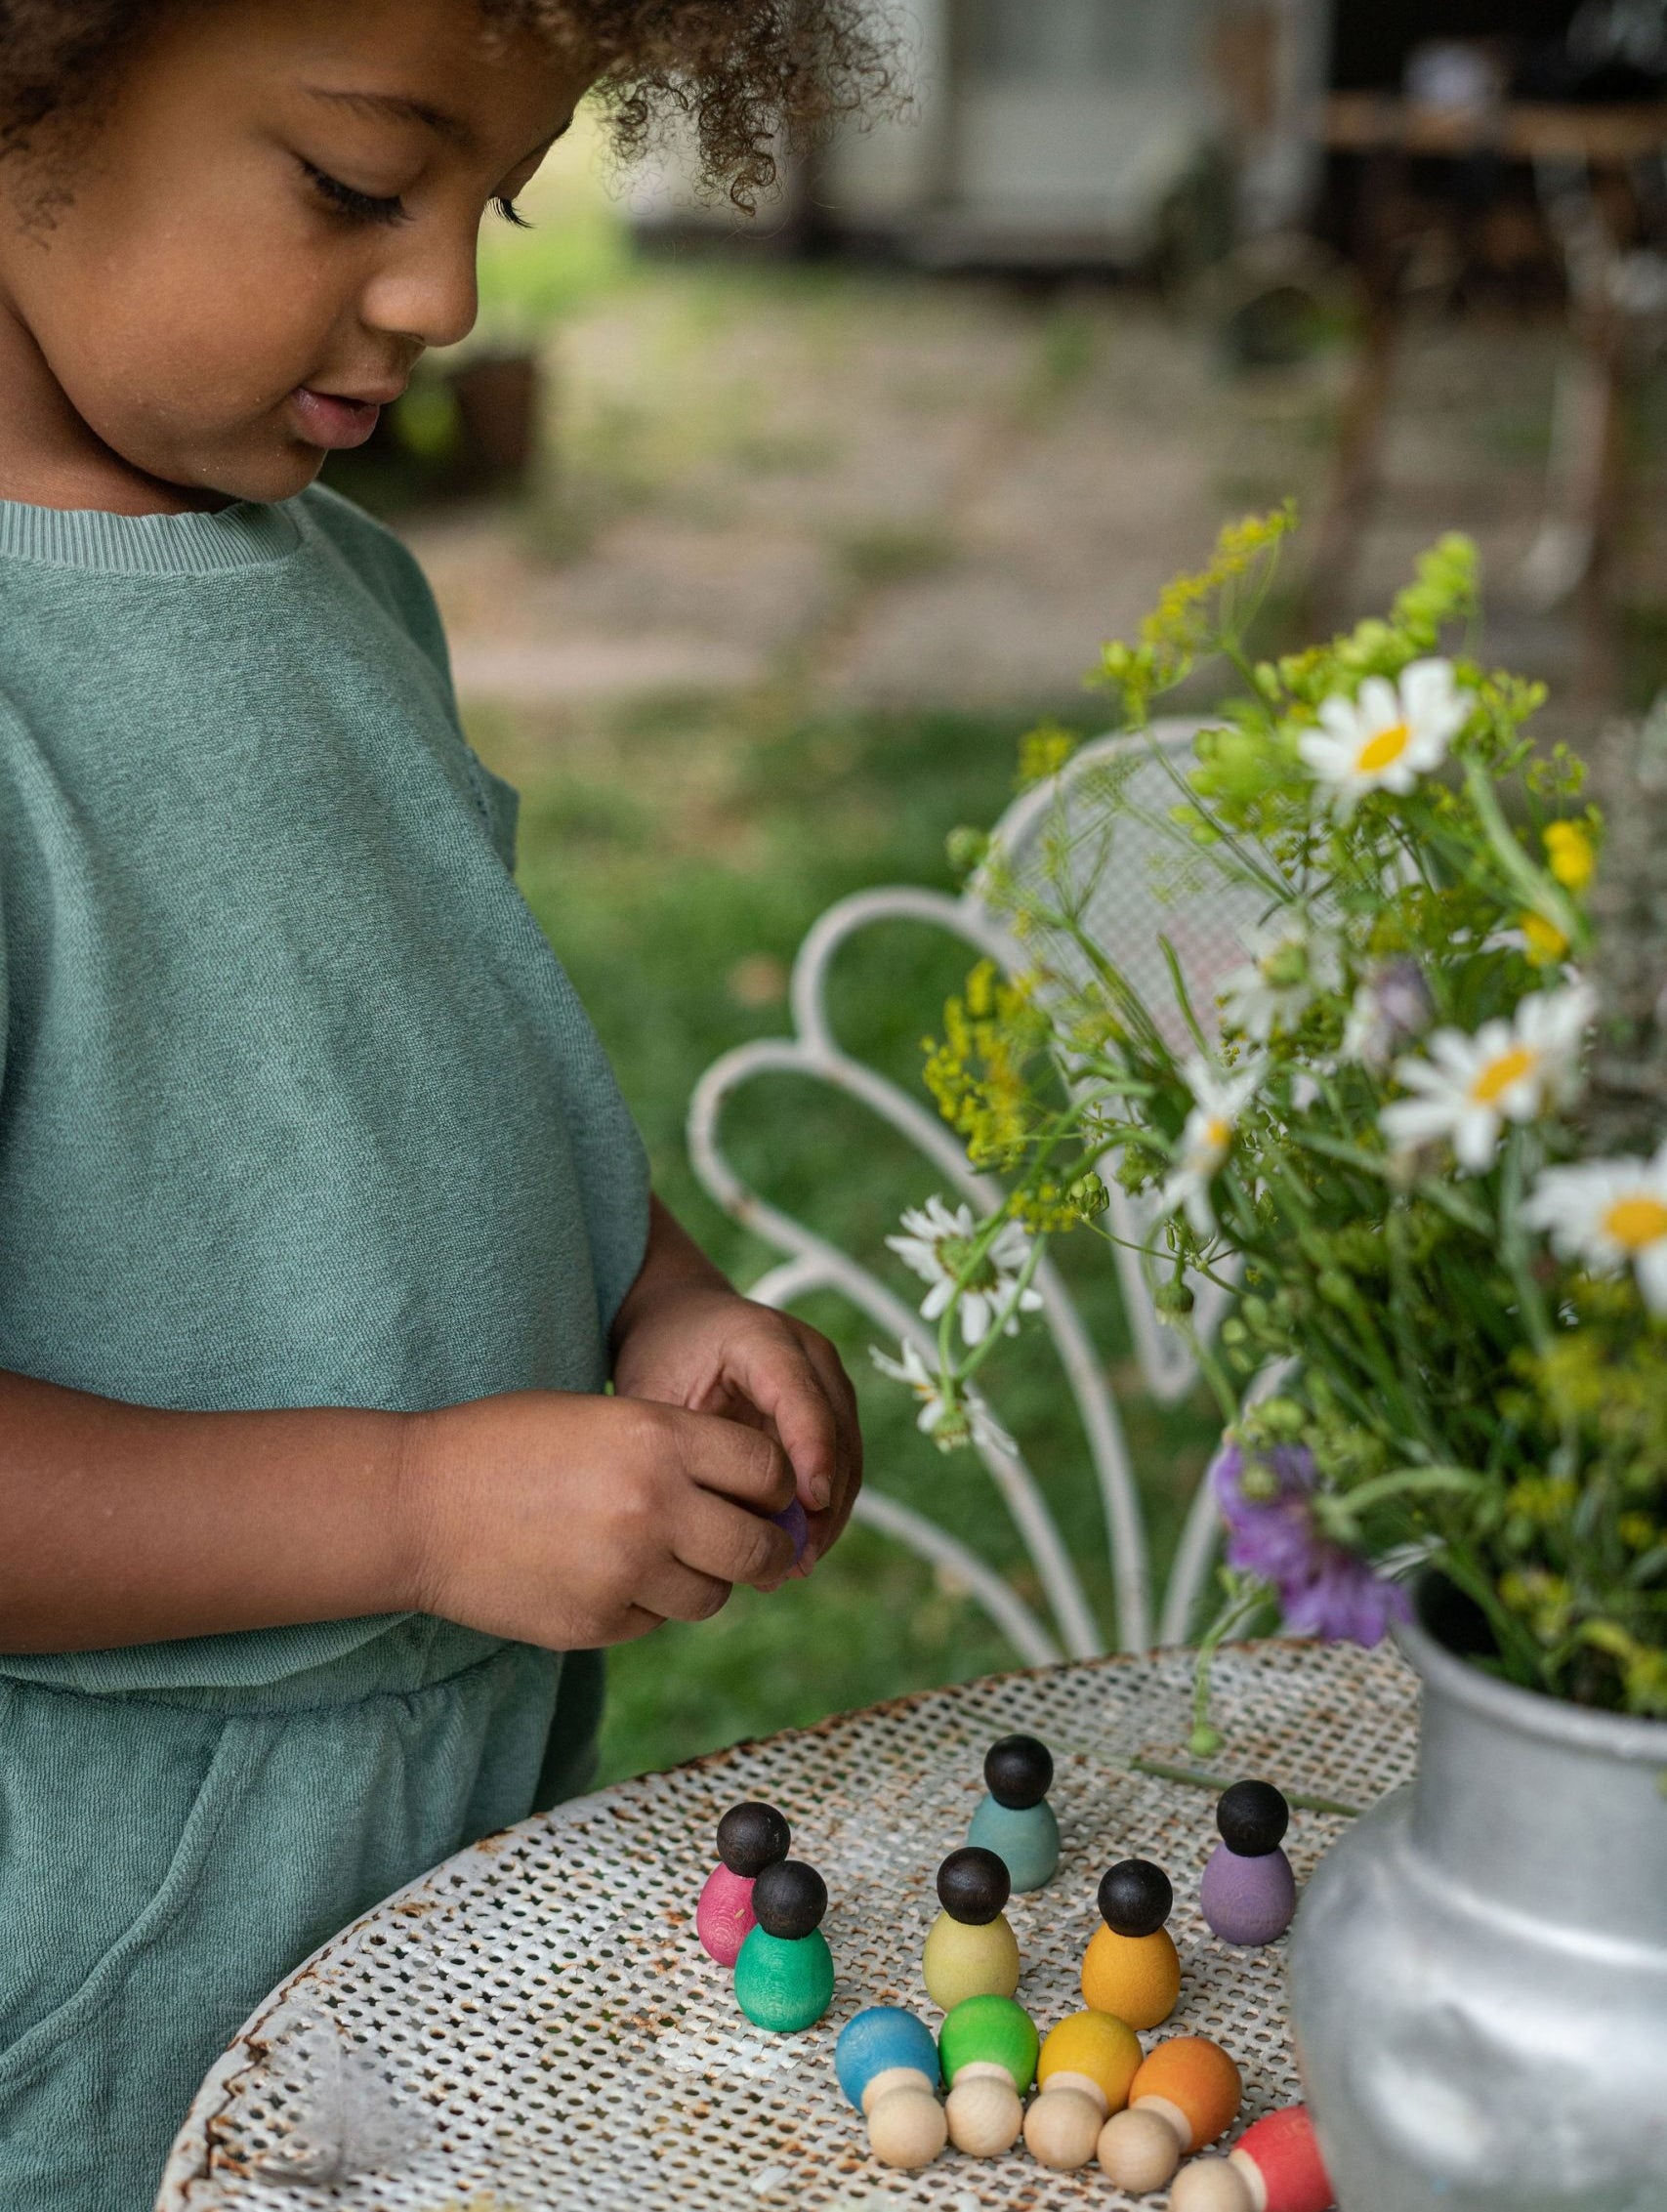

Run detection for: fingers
[[792, 1327, 863, 1556], [635, 1554, 735, 1625], [674, 1485, 797, 1591], [725, 1327, 849, 1518], [676, 1404, 796, 1514], [611, 1604, 668, 1644]]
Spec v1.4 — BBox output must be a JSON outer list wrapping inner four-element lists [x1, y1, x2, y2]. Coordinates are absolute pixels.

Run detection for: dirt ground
[[404, 262, 1666, 736]]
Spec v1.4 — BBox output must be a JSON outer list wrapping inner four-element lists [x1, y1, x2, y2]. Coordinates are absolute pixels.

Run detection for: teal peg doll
[[968, 1732, 1060, 1892]]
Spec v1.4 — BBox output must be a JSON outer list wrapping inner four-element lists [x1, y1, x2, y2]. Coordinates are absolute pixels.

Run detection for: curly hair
[[0, 0, 903, 208]]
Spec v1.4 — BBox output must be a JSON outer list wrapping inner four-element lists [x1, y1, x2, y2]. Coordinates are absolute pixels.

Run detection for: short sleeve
[[297, 482, 457, 698], [468, 756, 521, 872], [0, 856, 8, 1105], [296, 484, 520, 870], [0, 701, 16, 1106]]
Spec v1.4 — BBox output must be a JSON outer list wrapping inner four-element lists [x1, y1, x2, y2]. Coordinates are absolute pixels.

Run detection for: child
[[0, 3, 891, 2203]]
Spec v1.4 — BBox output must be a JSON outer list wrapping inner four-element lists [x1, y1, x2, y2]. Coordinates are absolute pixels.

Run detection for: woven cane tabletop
[[159, 1638, 1419, 2212]]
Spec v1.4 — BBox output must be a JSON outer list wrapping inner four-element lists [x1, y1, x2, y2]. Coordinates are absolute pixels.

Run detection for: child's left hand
[[611, 1199, 862, 1576]]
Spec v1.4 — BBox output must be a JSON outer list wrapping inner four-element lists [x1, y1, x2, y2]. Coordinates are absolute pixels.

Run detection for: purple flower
[[1211, 1439, 1411, 1648], [1343, 958, 1436, 1072]]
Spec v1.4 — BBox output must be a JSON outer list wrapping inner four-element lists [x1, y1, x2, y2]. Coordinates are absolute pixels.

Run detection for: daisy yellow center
[[1602, 1194, 1667, 1251], [1469, 1045, 1539, 1106], [1203, 1115, 1231, 1152], [1356, 721, 1411, 773]]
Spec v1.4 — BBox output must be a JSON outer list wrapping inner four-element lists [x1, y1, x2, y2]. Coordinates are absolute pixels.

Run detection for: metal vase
[[1288, 1586, 1667, 2211]]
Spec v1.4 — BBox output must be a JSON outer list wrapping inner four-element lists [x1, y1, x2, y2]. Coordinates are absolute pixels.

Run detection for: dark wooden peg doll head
[[717, 1800, 792, 1878], [1215, 1780, 1290, 1857], [937, 1846, 1012, 1926], [751, 1857, 828, 1941], [1098, 1857, 1173, 1938], [984, 1732, 1054, 1810]]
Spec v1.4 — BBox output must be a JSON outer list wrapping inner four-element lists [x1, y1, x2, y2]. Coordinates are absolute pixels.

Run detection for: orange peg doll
[[1081, 1858, 1181, 2030]]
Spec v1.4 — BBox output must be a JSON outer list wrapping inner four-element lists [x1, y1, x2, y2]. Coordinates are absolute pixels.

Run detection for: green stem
[[1315, 1465, 1484, 1540], [1188, 1586, 1265, 1753], [1498, 1126, 1553, 1356], [1463, 760, 1581, 942], [953, 1234, 1049, 1392], [1128, 1758, 1362, 1818]]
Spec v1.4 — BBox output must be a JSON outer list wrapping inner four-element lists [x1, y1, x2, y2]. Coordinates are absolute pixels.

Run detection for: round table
[[159, 1638, 1418, 2211]]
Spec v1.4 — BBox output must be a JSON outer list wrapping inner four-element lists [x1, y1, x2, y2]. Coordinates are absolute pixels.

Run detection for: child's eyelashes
[[299, 159, 407, 228], [296, 161, 531, 231]]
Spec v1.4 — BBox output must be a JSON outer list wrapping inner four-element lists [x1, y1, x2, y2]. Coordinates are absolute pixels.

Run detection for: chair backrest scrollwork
[[687, 721, 1267, 1659]]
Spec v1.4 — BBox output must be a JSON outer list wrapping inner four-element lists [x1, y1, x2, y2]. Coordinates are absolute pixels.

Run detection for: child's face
[[0, 0, 591, 506]]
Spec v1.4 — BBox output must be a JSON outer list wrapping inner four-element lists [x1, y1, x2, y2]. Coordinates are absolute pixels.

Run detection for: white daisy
[[1380, 983, 1595, 1174], [869, 1343, 1018, 1457], [1299, 658, 1471, 816], [1523, 1147, 1667, 1313], [1218, 912, 1344, 1043], [1160, 1055, 1264, 1234], [887, 1195, 1043, 1346]]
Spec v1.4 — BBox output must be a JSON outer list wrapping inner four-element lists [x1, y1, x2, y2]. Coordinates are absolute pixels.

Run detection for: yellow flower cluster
[[1519, 911, 1569, 968], [1544, 819, 1596, 894], [1008, 1174, 1106, 1234], [923, 960, 1039, 1170], [1098, 505, 1297, 720], [1017, 721, 1080, 786], [1500, 1565, 1574, 1643], [1505, 1473, 1577, 1531]]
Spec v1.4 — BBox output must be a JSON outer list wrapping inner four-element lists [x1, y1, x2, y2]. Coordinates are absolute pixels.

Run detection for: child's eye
[[492, 195, 532, 230], [299, 158, 407, 228]]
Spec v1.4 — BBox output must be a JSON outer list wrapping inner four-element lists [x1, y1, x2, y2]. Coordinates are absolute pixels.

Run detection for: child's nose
[[359, 233, 479, 354]]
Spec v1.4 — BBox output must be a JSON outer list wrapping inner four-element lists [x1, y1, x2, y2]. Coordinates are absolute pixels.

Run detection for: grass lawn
[[464, 689, 1221, 1786]]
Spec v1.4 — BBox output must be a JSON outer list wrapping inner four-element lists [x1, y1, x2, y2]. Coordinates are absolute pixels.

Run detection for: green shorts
[[0, 1620, 601, 2212]]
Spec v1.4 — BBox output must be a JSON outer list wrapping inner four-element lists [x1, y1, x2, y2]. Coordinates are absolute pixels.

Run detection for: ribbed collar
[[0, 496, 302, 574]]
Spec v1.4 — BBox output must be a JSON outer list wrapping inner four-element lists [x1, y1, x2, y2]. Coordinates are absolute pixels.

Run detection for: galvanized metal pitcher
[[1289, 1587, 1667, 2211]]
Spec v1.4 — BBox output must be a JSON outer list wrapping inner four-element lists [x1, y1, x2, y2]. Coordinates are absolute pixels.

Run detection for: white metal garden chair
[[688, 720, 1269, 1663]]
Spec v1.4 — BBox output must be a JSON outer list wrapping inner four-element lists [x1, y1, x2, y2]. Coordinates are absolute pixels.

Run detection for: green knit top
[[0, 484, 649, 1691]]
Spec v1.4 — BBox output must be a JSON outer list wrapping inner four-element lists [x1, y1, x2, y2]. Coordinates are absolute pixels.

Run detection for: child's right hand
[[401, 1390, 801, 1649]]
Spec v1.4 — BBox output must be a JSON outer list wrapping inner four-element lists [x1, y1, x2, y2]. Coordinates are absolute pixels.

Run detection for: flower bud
[[1256, 1397, 1306, 1438], [946, 825, 989, 877], [1067, 1172, 1110, 1219]]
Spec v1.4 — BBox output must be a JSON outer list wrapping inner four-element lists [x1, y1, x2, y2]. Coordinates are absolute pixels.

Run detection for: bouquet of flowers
[[876, 509, 1667, 1718]]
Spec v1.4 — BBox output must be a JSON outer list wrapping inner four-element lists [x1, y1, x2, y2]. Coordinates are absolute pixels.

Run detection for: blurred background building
[[332, 0, 1667, 1782]]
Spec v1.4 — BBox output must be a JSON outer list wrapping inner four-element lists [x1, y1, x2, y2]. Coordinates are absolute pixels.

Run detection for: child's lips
[[290, 385, 390, 450]]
